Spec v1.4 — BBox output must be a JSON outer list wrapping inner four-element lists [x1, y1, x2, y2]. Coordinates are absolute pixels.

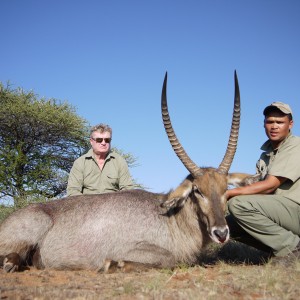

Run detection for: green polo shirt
[[67, 149, 134, 196], [256, 134, 300, 204]]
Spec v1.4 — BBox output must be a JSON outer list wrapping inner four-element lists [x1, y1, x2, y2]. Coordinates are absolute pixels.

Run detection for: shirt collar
[[85, 149, 115, 160], [260, 132, 292, 152]]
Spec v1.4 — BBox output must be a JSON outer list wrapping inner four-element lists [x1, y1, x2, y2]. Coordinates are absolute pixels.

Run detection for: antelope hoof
[[99, 259, 157, 273], [3, 253, 21, 273], [99, 259, 120, 273]]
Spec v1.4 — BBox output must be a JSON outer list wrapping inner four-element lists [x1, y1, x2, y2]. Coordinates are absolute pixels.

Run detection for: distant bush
[[0, 196, 50, 223], [0, 205, 15, 223]]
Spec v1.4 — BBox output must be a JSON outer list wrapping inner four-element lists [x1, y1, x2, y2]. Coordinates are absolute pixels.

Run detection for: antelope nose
[[214, 228, 229, 243]]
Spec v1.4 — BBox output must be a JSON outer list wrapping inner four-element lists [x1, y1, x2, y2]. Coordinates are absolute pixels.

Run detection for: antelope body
[[0, 72, 257, 272]]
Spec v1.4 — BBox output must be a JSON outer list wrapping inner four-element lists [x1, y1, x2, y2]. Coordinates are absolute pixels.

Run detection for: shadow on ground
[[199, 240, 271, 266]]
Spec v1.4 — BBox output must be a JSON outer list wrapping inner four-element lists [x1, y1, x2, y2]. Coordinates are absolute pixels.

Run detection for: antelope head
[[160, 71, 241, 244]]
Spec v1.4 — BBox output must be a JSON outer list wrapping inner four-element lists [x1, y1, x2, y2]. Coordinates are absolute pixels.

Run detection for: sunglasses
[[91, 137, 112, 143]]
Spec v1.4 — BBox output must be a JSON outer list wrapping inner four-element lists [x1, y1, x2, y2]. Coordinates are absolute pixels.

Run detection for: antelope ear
[[160, 176, 193, 209], [227, 173, 261, 187]]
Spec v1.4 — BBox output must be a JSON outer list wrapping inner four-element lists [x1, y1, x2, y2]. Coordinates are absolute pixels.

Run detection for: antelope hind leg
[[99, 259, 161, 273], [98, 243, 176, 274]]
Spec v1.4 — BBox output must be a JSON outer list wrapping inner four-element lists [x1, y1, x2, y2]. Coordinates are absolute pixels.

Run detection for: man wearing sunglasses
[[67, 123, 133, 196]]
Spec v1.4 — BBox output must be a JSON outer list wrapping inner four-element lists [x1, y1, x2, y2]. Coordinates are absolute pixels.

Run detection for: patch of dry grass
[[1, 241, 299, 299]]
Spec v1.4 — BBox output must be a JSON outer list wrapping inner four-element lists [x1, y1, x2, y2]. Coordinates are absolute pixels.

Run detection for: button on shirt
[[256, 134, 300, 204], [67, 149, 133, 196]]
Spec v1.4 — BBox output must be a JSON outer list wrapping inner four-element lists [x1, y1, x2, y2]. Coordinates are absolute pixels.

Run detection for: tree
[[0, 83, 90, 207]]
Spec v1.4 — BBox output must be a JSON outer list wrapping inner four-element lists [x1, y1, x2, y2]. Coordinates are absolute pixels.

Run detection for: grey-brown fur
[[0, 189, 208, 271], [0, 173, 253, 272]]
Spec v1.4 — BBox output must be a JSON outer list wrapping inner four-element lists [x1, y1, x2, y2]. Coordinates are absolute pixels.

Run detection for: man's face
[[90, 131, 111, 156], [264, 111, 293, 148]]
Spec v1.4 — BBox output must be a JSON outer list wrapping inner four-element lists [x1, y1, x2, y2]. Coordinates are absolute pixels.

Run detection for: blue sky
[[1, 0, 299, 193]]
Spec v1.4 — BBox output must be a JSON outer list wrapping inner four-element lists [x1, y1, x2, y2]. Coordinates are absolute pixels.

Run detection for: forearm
[[67, 185, 83, 196], [118, 166, 134, 190], [67, 174, 83, 196], [227, 184, 271, 199], [226, 175, 284, 200], [67, 164, 84, 196]]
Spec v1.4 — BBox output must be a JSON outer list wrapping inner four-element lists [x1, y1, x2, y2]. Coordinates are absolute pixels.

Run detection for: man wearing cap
[[226, 102, 300, 267]]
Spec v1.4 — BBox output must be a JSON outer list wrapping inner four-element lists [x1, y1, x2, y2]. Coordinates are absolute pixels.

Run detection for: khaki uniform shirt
[[256, 133, 300, 204], [67, 149, 133, 196]]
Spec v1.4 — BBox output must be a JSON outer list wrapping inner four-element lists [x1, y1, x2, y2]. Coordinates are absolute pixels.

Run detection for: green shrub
[[0, 205, 15, 223]]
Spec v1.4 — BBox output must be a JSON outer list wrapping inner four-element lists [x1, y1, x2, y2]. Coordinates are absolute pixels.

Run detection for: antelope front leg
[[2, 253, 22, 273]]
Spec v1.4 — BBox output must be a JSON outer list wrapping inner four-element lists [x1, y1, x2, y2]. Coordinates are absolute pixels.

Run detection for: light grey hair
[[90, 124, 112, 137]]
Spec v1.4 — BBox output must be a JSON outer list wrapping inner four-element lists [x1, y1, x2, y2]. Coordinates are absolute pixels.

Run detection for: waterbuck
[[0, 71, 256, 273]]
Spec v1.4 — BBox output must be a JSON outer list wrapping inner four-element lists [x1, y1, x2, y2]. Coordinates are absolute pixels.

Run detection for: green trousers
[[227, 194, 300, 257]]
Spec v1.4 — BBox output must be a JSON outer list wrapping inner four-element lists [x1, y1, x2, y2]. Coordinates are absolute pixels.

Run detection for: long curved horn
[[161, 72, 203, 177], [217, 70, 241, 174]]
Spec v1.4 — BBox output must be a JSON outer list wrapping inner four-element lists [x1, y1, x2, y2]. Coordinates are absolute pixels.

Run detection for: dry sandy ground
[[1, 263, 300, 300], [0, 265, 251, 300], [1, 244, 299, 300]]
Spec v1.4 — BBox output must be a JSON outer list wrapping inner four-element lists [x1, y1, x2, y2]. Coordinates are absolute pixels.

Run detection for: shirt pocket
[[106, 173, 119, 188]]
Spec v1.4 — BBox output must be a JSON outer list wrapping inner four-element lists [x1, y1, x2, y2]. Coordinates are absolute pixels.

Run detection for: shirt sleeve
[[67, 158, 84, 196], [268, 142, 300, 182], [117, 157, 134, 190]]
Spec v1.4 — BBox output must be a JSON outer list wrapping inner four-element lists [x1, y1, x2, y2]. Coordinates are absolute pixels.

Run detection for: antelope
[[0, 71, 257, 273]]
